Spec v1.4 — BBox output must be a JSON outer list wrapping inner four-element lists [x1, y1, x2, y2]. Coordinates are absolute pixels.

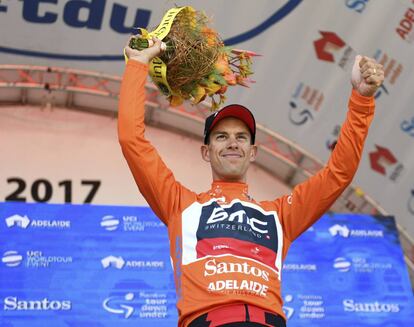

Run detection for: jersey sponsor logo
[[181, 200, 282, 275], [198, 201, 277, 248], [204, 258, 270, 297], [204, 258, 270, 282], [196, 201, 279, 271]]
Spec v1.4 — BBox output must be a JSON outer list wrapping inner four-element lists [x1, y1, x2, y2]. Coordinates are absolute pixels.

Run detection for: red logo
[[313, 31, 346, 62], [369, 145, 398, 175]]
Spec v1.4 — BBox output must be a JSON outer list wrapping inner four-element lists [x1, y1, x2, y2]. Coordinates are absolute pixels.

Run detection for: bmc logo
[[199, 201, 277, 246], [206, 207, 269, 234]]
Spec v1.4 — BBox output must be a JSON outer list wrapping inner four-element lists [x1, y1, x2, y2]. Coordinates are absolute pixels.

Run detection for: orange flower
[[236, 75, 250, 87], [217, 85, 228, 94], [223, 73, 237, 85], [191, 85, 207, 103], [169, 95, 184, 106]]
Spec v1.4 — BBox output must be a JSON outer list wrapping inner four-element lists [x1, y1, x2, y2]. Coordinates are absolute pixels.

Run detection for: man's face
[[201, 117, 257, 183]]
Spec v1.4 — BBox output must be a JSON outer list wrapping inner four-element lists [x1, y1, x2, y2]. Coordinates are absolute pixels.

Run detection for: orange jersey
[[118, 60, 375, 326]]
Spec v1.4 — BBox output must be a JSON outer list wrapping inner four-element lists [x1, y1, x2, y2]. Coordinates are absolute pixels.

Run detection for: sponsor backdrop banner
[[1, 202, 413, 326], [1, 0, 413, 240]]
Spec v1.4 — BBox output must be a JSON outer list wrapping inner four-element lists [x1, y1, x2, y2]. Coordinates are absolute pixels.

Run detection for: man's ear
[[249, 145, 258, 162], [200, 144, 210, 162]]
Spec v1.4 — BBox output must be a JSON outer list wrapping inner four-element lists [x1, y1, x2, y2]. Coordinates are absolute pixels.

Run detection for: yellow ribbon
[[124, 6, 194, 97]]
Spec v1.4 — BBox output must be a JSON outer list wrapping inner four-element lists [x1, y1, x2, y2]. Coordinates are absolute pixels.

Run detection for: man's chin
[[220, 169, 245, 182]]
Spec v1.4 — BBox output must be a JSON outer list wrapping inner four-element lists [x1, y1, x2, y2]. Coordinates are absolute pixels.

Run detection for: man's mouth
[[222, 153, 242, 158]]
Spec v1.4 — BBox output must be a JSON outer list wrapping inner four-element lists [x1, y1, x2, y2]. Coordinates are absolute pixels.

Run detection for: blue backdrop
[[0, 202, 413, 326]]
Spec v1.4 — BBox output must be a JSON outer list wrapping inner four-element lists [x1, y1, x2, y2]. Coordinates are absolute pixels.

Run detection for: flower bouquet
[[127, 6, 258, 110]]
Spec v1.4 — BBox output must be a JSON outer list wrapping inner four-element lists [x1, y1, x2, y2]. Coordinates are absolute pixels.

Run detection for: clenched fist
[[124, 36, 164, 65], [351, 55, 384, 97]]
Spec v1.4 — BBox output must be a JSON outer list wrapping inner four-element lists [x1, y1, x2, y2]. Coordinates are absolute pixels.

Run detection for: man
[[119, 37, 384, 327]]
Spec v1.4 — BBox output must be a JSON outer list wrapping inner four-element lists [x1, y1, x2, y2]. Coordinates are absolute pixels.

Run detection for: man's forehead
[[211, 117, 250, 132]]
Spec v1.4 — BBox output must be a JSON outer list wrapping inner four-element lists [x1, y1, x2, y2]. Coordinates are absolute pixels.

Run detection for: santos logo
[[343, 299, 400, 313], [5, 214, 70, 229], [204, 259, 270, 282], [329, 224, 383, 238], [2, 251, 23, 267], [3, 296, 71, 311]]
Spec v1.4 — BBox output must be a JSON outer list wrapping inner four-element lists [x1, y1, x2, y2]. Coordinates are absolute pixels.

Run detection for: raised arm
[[118, 37, 189, 225], [276, 56, 385, 241]]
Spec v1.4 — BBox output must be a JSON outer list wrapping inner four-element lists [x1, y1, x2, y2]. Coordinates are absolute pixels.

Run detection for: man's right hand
[[124, 36, 164, 65]]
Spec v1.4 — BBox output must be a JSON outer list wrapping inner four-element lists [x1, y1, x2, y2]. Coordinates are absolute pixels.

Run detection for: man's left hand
[[351, 55, 385, 97]]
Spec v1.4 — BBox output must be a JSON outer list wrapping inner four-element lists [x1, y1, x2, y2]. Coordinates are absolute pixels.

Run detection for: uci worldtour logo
[[100, 215, 164, 232], [2, 251, 24, 267], [4, 214, 70, 229], [100, 215, 120, 231], [1, 250, 72, 268], [333, 256, 392, 273], [0, 0, 303, 61]]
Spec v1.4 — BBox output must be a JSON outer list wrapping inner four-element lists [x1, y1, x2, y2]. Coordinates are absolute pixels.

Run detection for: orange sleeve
[[117, 60, 191, 226], [277, 89, 375, 241]]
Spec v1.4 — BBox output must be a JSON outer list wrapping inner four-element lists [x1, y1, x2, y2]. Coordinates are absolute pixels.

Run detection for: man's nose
[[227, 135, 239, 149]]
